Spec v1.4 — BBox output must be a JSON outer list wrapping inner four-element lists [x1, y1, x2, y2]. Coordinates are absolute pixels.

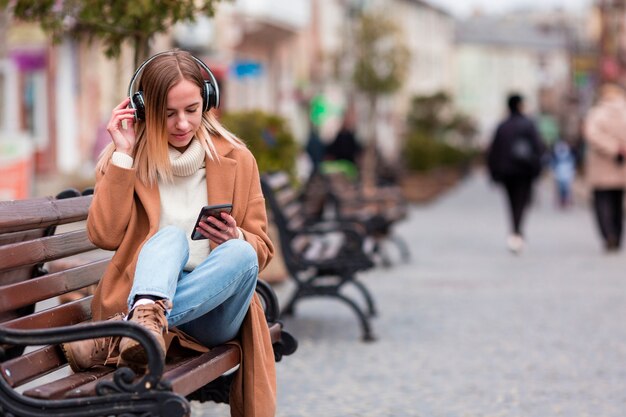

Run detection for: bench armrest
[[255, 280, 279, 323], [255, 280, 298, 361], [0, 320, 169, 395]]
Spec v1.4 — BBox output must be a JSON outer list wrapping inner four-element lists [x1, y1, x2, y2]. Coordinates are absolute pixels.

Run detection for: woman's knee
[[218, 239, 258, 269]]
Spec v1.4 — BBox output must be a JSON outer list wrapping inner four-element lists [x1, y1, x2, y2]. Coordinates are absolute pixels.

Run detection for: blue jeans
[[128, 226, 258, 347]]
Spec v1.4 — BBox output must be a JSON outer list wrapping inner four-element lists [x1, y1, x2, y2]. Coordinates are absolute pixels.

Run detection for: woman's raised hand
[[107, 97, 137, 155]]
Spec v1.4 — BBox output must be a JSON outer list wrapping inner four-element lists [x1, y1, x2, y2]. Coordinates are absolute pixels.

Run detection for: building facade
[[0, 1, 594, 199], [453, 13, 572, 146]]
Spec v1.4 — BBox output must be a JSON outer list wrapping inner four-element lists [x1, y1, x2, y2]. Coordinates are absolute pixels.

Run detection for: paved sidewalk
[[194, 169, 626, 417]]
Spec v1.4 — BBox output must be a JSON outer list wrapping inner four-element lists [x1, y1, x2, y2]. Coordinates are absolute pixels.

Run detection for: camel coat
[[87, 137, 276, 417], [584, 95, 626, 189]]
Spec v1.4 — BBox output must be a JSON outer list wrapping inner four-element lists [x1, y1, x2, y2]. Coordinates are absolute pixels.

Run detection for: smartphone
[[191, 203, 233, 240]]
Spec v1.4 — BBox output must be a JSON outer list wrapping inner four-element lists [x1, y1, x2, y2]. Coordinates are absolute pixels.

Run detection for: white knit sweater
[[111, 139, 210, 270]]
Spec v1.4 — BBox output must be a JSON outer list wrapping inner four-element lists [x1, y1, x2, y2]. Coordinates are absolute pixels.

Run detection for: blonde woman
[[62, 50, 276, 415], [584, 83, 626, 252]]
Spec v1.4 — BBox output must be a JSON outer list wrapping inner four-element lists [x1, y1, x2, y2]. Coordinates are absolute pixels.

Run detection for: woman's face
[[166, 78, 203, 152]]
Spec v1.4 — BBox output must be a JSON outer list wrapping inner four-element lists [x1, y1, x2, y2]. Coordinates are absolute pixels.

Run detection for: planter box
[[400, 167, 464, 203]]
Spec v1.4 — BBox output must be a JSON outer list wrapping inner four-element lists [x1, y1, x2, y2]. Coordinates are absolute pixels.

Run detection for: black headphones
[[127, 51, 220, 121]]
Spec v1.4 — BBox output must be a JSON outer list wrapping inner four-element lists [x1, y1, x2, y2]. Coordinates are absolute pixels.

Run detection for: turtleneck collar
[[168, 139, 206, 177]]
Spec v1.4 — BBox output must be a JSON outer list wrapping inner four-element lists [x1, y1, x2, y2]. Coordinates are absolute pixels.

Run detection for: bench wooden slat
[[0, 267, 39, 287], [287, 219, 305, 232], [291, 235, 310, 255], [0, 230, 96, 273], [2, 298, 91, 330], [0, 196, 91, 234], [0, 229, 46, 247], [19, 323, 282, 399], [0, 259, 107, 314], [59, 347, 240, 400], [168, 323, 280, 396], [24, 367, 114, 400], [168, 346, 240, 396], [262, 171, 290, 189], [1, 345, 67, 388], [275, 188, 299, 208], [0, 231, 47, 289], [282, 202, 302, 225]]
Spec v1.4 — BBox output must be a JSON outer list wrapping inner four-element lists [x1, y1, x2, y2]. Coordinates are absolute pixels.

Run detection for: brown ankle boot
[[119, 299, 170, 367], [61, 314, 123, 372]]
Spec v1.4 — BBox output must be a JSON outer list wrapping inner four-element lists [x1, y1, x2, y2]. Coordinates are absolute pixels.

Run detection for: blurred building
[[453, 13, 571, 145], [593, 0, 626, 85], [0, 1, 313, 195], [173, 0, 312, 140], [0, 1, 599, 198], [1, 21, 139, 187], [391, 1, 455, 108], [299, 0, 456, 162], [369, 0, 456, 161]]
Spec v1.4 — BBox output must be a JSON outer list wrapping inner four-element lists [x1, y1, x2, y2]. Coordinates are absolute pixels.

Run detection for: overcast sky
[[426, 0, 593, 17]]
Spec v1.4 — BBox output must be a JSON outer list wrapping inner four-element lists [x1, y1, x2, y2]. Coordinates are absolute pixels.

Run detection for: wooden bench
[[260, 171, 377, 341], [0, 189, 297, 417], [304, 170, 411, 267]]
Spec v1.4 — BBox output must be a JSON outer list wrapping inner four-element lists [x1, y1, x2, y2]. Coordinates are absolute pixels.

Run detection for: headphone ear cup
[[131, 91, 146, 121], [204, 81, 219, 111]]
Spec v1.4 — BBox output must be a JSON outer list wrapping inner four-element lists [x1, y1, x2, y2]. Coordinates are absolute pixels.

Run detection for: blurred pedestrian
[[487, 93, 546, 254], [550, 139, 577, 208], [583, 83, 626, 252], [323, 111, 362, 180], [305, 121, 325, 173]]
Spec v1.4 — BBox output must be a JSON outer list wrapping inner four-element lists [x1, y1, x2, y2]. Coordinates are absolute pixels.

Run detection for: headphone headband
[[127, 51, 220, 119]]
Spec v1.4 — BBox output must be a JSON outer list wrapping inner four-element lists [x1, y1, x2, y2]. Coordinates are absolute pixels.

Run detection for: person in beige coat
[[584, 83, 626, 252], [62, 50, 278, 416]]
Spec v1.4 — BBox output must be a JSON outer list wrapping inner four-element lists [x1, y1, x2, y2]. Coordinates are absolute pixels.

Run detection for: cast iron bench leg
[[350, 279, 377, 317], [332, 292, 376, 342]]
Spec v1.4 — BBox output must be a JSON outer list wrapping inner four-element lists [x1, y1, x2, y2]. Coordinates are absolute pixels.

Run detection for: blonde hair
[[96, 50, 244, 184]]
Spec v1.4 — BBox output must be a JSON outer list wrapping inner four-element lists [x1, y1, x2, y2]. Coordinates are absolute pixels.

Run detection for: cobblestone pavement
[[193, 169, 626, 417]]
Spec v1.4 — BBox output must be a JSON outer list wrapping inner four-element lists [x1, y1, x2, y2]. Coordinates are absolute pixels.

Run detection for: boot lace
[[132, 300, 170, 335]]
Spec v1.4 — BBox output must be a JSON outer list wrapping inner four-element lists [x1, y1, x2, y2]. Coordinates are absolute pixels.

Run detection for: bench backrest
[[261, 172, 313, 272], [261, 171, 353, 274], [0, 194, 111, 385], [260, 172, 307, 233]]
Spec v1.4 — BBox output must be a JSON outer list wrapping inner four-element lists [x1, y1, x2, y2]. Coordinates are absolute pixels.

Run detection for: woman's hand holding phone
[[107, 97, 137, 156], [191, 204, 238, 244]]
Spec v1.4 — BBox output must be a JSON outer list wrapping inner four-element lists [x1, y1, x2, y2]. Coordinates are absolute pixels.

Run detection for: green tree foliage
[[407, 92, 478, 141], [351, 12, 409, 186], [352, 12, 409, 98], [0, 0, 221, 64], [404, 131, 475, 172], [404, 92, 478, 172], [220, 110, 298, 178], [407, 92, 451, 137]]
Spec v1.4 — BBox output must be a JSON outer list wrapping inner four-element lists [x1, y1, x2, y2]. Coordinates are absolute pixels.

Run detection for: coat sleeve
[[238, 156, 275, 272], [86, 164, 137, 251], [584, 109, 622, 158]]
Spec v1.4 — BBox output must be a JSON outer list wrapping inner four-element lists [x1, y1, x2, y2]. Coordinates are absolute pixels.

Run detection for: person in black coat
[[487, 93, 546, 253], [325, 113, 362, 166]]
